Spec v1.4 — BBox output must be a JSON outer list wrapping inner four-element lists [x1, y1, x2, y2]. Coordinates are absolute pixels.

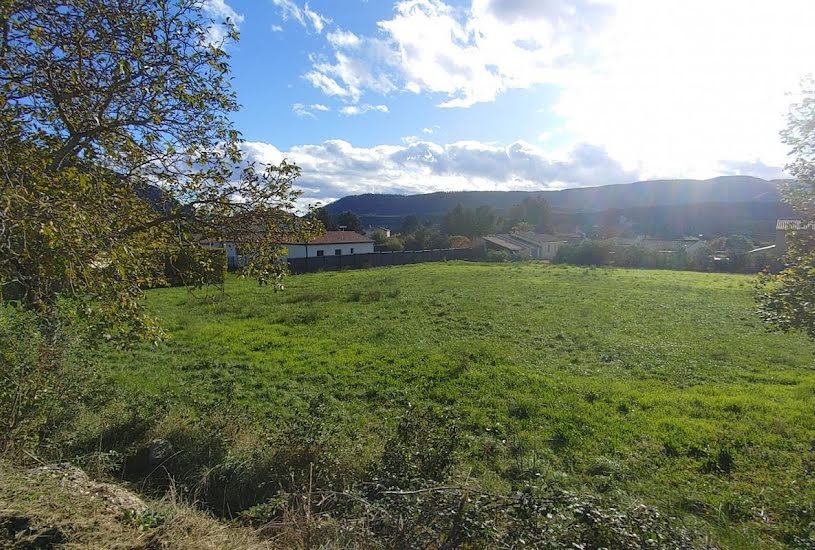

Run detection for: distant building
[[204, 231, 375, 269], [483, 235, 526, 254], [483, 232, 569, 260], [200, 239, 246, 270], [609, 236, 706, 255], [776, 219, 814, 255], [362, 225, 391, 238], [282, 231, 375, 259]]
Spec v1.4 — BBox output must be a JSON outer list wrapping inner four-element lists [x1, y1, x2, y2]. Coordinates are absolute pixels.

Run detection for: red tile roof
[[304, 231, 374, 244]]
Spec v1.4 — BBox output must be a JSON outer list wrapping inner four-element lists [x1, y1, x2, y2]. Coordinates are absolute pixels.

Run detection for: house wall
[[288, 247, 474, 274], [539, 242, 565, 260], [364, 227, 391, 238], [484, 236, 566, 260], [284, 242, 374, 259]]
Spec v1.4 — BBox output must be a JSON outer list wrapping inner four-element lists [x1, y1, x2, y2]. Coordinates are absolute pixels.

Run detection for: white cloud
[[306, 44, 399, 102], [326, 29, 361, 48], [202, 0, 243, 22], [290, 0, 811, 181], [554, 0, 815, 179], [422, 127, 435, 134], [271, 24, 284, 32], [303, 71, 351, 98], [241, 138, 638, 205], [303, 0, 606, 107], [717, 160, 787, 182], [271, 0, 329, 33], [201, 0, 244, 44], [339, 104, 389, 116], [292, 103, 332, 118], [304, 3, 328, 33]]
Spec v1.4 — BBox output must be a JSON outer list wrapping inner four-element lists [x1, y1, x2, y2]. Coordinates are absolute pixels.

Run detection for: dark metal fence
[[287, 248, 475, 274]]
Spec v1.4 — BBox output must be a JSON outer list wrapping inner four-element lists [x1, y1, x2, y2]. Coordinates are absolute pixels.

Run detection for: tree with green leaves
[[312, 206, 334, 231], [0, 0, 319, 343], [335, 211, 362, 232], [441, 204, 495, 238], [758, 77, 815, 339], [505, 196, 553, 234], [400, 214, 421, 235]]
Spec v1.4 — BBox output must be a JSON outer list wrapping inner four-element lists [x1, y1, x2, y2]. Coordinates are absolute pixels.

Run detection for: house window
[[335, 249, 342, 256], [350, 248, 354, 254], [316, 250, 324, 257]]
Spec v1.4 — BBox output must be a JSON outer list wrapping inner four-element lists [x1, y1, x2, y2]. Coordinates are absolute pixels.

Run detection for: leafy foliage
[[400, 214, 422, 235], [0, 0, 319, 342], [442, 204, 496, 238], [402, 226, 449, 251], [758, 77, 815, 339], [505, 196, 553, 233], [758, 228, 815, 338], [447, 235, 471, 249], [554, 241, 612, 266], [312, 207, 362, 232], [0, 302, 99, 456]]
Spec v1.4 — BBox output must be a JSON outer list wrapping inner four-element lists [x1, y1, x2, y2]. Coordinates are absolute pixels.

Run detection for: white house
[[362, 225, 391, 238], [282, 231, 375, 259]]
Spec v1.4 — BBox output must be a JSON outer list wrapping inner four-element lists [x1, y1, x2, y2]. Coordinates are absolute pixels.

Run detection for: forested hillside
[[327, 176, 785, 238]]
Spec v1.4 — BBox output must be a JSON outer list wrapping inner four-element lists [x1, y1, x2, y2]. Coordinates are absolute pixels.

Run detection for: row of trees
[[311, 196, 554, 252], [553, 238, 776, 274], [312, 207, 363, 232], [441, 196, 553, 238], [357, 196, 555, 252]]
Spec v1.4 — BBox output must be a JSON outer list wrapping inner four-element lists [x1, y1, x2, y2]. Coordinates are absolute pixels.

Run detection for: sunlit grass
[[106, 262, 814, 547]]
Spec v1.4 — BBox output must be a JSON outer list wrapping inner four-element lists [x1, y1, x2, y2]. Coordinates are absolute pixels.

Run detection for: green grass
[[105, 262, 815, 547]]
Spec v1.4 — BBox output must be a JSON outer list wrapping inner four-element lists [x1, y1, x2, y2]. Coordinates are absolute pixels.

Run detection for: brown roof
[[297, 231, 374, 245], [777, 219, 814, 231]]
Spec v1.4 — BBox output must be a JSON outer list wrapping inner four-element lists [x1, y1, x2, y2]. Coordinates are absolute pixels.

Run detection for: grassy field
[[105, 262, 814, 547]]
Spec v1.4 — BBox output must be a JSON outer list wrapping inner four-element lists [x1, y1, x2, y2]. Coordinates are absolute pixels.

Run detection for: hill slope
[[327, 176, 781, 216], [326, 176, 786, 237]]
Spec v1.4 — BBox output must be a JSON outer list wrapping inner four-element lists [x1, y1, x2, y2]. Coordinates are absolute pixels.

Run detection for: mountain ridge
[[326, 176, 783, 216]]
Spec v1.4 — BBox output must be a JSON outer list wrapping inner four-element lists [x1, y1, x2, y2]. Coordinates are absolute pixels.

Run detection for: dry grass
[[0, 461, 275, 549]]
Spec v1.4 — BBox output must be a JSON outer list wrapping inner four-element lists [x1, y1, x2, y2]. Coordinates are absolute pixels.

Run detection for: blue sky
[[205, 0, 815, 205], [226, 0, 566, 149]]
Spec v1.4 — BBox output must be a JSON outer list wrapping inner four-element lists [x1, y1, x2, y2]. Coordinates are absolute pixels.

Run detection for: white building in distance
[[282, 231, 375, 259]]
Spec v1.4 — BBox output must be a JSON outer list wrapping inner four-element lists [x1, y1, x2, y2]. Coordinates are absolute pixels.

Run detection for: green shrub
[[485, 249, 510, 262], [0, 303, 98, 457], [554, 240, 612, 266], [374, 407, 460, 489]]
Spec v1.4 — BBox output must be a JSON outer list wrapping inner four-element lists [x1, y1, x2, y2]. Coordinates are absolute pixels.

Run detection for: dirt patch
[[29, 463, 147, 516]]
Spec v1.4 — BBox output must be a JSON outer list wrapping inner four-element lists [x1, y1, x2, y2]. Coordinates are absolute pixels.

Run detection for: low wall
[[287, 248, 475, 274]]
